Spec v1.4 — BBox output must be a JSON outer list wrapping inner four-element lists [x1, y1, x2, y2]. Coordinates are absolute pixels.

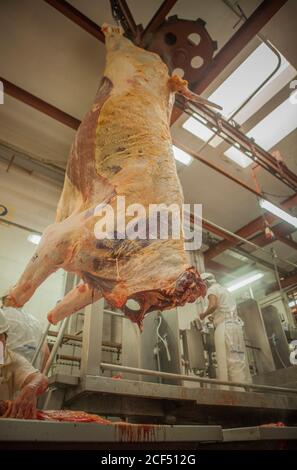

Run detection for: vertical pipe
[[43, 317, 69, 376], [31, 322, 51, 367]]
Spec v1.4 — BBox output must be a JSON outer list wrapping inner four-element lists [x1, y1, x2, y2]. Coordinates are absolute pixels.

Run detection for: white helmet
[[0, 310, 9, 334], [201, 272, 216, 285]]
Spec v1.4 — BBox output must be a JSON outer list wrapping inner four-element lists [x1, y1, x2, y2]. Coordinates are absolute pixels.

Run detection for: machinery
[[29, 270, 297, 430]]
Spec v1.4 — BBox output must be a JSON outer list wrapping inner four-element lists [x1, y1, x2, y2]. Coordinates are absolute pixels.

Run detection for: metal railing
[[101, 362, 297, 395]]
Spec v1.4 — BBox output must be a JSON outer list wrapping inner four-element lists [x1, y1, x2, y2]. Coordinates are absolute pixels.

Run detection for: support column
[[80, 298, 104, 377]]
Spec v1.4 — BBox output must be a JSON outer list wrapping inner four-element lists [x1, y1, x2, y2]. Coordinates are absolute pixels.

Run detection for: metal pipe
[[201, 216, 297, 270], [175, 141, 263, 198], [31, 322, 51, 367], [47, 330, 82, 342], [176, 100, 297, 191], [100, 362, 297, 394], [47, 330, 121, 350], [104, 308, 126, 319], [224, 1, 283, 119], [204, 194, 297, 260], [43, 317, 69, 375], [0, 218, 42, 235], [171, 0, 288, 124], [186, 31, 282, 156]]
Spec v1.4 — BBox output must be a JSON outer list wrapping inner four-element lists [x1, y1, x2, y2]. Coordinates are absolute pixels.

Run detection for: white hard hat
[[0, 310, 9, 334], [201, 272, 216, 284]]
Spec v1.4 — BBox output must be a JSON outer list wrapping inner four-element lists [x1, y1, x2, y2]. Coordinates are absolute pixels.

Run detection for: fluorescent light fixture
[[227, 272, 264, 292], [225, 96, 297, 167], [210, 43, 296, 122], [224, 147, 253, 168], [182, 117, 215, 142], [259, 199, 297, 228], [27, 233, 41, 245], [183, 44, 296, 148], [226, 250, 249, 263], [172, 145, 193, 166]]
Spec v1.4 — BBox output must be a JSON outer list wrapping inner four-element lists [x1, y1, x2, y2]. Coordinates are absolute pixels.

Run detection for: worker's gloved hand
[[4, 385, 37, 419]]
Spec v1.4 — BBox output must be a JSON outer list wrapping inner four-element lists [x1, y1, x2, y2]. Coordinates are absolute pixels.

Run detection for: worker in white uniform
[[199, 273, 251, 387], [0, 311, 48, 418], [1, 306, 49, 370]]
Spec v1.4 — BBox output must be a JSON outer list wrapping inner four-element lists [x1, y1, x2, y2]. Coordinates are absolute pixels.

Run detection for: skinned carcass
[[3, 25, 218, 328]]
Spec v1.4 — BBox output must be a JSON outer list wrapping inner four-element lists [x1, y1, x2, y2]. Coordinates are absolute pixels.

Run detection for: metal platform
[[1, 420, 297, 450], [215, 426, 297, 449], [0, 418, 222, 450], [45, 373, 297, 427], [223, 426, 297, 442]]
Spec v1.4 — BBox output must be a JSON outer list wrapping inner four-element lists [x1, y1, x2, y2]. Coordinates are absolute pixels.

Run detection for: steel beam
[[248, 223, 297, 248], [178, 142, 262, 198], [43, 0, 105, 42], [266, 276, 297, 296], [204, 193, 297, 261], [171, 0, 289, 124], [177, 103, 297, 192], [141, 0, 178, 45], [1, 77, 80, 130]]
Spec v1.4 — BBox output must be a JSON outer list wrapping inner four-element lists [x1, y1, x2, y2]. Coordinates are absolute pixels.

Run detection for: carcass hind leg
[[2, 253, 57, 308], [2, 225, 67, 308], [47, 283, 102, 325]]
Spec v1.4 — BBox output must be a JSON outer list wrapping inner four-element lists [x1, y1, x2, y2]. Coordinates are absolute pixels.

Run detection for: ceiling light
[[227, 272, 264, 292], [289, 300, 297, 308], [27, 233, 41, 245], [259, 199, 297, 228], [172, 145, 193, 166], [183, 44, 296, 149], [225, 96, 297, 167], [226, 250, 249, 262], [182, 117, 215, 141], [223, 147, 253, 168], [210, 43, 296, 122]]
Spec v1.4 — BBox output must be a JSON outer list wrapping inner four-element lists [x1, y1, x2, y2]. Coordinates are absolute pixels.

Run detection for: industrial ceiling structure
[[0, 0, 297, 296], [1, 1, 297, 451]]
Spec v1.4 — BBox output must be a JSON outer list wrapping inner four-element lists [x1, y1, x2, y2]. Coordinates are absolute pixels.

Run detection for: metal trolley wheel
[[146, 16, 217, 87]]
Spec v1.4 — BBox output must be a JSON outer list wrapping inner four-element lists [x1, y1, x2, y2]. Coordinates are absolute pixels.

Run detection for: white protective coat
[[1, 307, 43, 366], [207, 283, 251, 388]]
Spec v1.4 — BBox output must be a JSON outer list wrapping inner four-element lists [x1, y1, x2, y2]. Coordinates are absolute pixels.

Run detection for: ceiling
[[0, 0, 296, 291]]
